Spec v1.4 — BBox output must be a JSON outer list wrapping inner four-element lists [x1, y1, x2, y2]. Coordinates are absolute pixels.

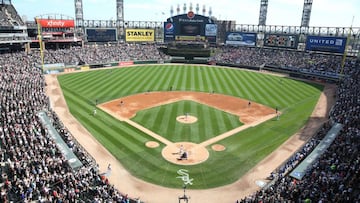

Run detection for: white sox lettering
[[176, 169, 193, 185]]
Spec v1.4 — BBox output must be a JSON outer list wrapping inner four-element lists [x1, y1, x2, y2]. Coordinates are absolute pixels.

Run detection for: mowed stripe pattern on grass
[[57, 65, 323, 188], [132, 100, 244, 143]]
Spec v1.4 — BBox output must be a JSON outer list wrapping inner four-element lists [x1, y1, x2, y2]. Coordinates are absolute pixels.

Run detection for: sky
[[12, 0, 360, 28]]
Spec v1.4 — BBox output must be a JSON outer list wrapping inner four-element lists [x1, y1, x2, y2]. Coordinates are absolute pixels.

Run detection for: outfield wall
[[41, 58, 341, 84]]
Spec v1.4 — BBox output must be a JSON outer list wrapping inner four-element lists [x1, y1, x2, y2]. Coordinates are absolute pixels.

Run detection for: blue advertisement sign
[[164, 22, 175, 34], [225, 32, 257, 46], [205, 24, 217, 36], [305, 36, 347, 54], [164, 22, 175, 42]]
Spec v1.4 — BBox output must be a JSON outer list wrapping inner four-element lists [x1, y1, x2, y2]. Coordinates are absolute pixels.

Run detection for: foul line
[[199, 113, 277, 147], [124, 119, 173, 146]]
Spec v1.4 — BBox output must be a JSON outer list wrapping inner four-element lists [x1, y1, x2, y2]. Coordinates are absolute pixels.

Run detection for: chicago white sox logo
[[176, 169, 194, 185]]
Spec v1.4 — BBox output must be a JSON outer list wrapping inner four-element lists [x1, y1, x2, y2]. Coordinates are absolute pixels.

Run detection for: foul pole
[[35, 17, 45, 72]]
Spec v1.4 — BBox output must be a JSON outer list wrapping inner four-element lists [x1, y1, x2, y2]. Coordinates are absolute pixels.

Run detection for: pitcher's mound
[[176, 115, 198, 124], [162, 142, 209, 165]]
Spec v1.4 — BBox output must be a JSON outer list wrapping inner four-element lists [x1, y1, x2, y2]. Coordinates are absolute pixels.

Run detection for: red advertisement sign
[[37, 19, 75, 28], [64, 68, 75, 73], [118, 61, 134, 67]]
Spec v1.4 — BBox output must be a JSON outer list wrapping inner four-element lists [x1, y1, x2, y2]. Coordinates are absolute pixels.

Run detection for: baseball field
[[57, 64, 322, 189]]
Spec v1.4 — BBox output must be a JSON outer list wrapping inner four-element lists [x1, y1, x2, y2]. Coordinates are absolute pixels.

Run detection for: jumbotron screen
[[180, 24, 201, 36]]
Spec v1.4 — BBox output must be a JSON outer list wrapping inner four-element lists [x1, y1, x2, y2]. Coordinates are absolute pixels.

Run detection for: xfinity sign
[[305, 36, 347, 54], [46, 20, 65, 27], [36, 19, 75, 28]]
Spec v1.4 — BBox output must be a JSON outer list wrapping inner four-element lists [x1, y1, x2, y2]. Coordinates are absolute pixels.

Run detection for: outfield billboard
[[164, 22, 175, 42], [86, 28, 117, 42], [264, 34, 298, 49], [36, 19, 75, 28], [305, 36, 347, 53], [205, 24, 217, 36], [225, 32, 256, 46], [125, 29, 155, 42]]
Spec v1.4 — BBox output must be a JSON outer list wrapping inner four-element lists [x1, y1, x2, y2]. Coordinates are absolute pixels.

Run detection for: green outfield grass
[[132, 100, 243, 143], [57, 64, 323, 189]]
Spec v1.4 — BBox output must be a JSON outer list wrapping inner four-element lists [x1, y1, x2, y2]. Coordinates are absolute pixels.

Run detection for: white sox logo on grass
[[176, 169, 193, 185]]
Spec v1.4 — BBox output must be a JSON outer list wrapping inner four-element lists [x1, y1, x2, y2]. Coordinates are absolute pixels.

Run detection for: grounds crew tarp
[[37, 111, 83, 170], [290, 123, 343, 180]]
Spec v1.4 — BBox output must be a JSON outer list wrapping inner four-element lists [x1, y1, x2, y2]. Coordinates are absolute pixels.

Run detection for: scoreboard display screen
[[180, 24, 201, 36], [86, 28, 117, 42], [163, 12, 217, 43], [264, 34, 298, 49]]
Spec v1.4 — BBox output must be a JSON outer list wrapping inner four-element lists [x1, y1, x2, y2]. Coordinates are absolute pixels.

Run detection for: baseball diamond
[[53, 64, 324, 191], [99, 91, 275, 165]]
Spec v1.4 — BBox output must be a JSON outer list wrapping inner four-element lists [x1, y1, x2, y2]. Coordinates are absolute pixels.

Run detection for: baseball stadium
[[0, 0, 359, 203]]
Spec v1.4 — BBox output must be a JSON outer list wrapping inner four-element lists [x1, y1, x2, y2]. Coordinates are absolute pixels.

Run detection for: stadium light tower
[[300, 0, 313, 27], [116, 0, 124, 39], [74, 0, 83, 25], [116, 0, 124, 23], [74, 0, 83, 35], [258, 0, 268, 26]]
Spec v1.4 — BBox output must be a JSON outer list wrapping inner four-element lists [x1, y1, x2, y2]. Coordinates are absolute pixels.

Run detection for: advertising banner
[[80, 66, 90, 71], [64, 68, 75, 73], [164, 22, 175, 42], [225, 32, 256, 46], [305, 36, 347, 53], [175, 35, 205, 41], [125, 29, 155, 42], [119, 61, 134, 66], [37, 19, 75, 28], [205, 24, 217, 36], [264, 34, 298, 49]]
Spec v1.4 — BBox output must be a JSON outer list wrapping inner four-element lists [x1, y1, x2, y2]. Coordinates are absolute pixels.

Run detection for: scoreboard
[[86, 28, 117, 42], [264, 34, 298, 49], [164, 11, 217, 43], [180, 24, 201, 36]]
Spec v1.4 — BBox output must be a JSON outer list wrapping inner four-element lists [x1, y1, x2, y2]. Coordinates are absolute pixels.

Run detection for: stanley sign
[[125, 29, 155, 42]]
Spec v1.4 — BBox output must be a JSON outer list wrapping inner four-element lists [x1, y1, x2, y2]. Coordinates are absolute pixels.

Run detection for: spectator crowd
[[42, 43, 171, 66], [0, 51, 138, 202], [0, 4, 25, 27], [238, 58, 359, 202], [0, 43, 358, 202], [211, 46, 351, 76]]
